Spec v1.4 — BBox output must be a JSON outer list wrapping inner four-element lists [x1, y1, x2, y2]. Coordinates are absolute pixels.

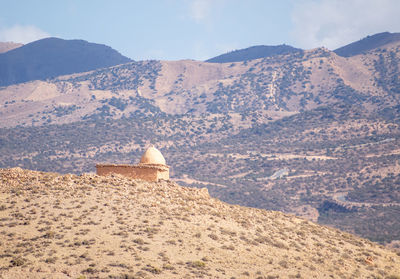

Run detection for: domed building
[[96, 146, 170, 182], [139, 146, 167, 165]]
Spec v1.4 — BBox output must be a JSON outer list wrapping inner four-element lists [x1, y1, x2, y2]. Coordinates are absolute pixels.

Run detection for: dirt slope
[[0, 168, 399, 278]]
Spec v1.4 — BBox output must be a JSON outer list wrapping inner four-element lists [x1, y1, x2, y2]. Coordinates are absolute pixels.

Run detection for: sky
[[0, 0, 399, 61]]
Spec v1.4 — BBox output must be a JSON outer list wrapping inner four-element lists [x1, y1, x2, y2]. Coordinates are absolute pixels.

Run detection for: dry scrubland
[[0, 168, 399, 279], [1, 38, 400, 245]]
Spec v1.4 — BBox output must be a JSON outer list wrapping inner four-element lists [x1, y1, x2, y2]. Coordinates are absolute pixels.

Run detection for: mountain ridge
[[205, 44, 303, 63], [0, 37, 131, 87], [334, 31, 400, 57]]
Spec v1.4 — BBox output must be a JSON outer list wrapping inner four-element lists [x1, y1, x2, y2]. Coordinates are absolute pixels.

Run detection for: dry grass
[[0, 167, 399, 278]]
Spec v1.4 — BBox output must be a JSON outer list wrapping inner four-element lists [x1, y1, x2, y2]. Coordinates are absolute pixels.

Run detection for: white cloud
[[0, 24, 50, 44], [188, 0, 226, 23], [291, 0, 400, 50], [189, 0, 212, 23]]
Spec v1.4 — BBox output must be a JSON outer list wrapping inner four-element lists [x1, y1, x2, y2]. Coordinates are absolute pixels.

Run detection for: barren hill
[[0, 168, 399, 278]]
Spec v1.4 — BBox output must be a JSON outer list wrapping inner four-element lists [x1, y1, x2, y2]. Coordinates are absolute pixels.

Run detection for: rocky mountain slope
[[0, 168, 399, 278], [1, 42, 399, 128], [0, 38, 131, 87], [0, 33, 399, 246]]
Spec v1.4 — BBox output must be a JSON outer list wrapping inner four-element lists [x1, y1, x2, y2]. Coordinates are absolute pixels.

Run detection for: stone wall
[[156, 169, 169, 181], [96, 164, 169, 182]]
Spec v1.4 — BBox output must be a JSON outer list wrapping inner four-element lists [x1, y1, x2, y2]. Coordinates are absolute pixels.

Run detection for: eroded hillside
[[0, 168, 399, 278]]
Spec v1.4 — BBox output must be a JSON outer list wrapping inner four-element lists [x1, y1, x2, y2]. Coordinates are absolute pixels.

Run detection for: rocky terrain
[[0, 32, 399, 246], [0, 168, 399, 278]]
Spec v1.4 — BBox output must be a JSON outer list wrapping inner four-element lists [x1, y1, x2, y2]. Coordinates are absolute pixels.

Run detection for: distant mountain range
[[334, 32, 400, 57], [205, 44, 303, 63], [1, 32, 399, 87], [0, 37, 131, 87], [205, 32, 400, 63]]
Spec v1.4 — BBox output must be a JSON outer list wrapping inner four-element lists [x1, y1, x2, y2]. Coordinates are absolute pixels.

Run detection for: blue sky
[[1, 0, 399, 61]]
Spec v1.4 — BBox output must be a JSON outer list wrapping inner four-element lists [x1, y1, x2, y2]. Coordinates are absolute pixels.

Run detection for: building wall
[[157, 169, 170, 181], [96, 165, 168, 182]]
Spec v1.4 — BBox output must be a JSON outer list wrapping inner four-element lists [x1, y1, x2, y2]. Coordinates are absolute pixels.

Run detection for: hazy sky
[[1, 0, 399, 61]]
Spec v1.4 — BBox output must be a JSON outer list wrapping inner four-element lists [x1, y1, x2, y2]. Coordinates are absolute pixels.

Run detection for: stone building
[[96, 146, 169, 182]]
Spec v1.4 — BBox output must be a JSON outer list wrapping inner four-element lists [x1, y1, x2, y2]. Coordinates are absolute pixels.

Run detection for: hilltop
[[0, 168, 399, 278], [0, 38, 131, 87]]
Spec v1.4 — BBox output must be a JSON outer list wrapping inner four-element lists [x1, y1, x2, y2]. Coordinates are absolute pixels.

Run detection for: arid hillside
[[0, 34, 399, 246], [0, 40, 399, 128], [0, 168, 399, 279]]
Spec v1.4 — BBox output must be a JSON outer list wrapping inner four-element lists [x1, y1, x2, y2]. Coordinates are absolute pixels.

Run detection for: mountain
[[0, 37, 131, 87], [334, 32, 400, 57], [205, 44, 302, 63], [1, 167, 399, 278], [0, 42, 23, 53], [0, 33, 399, 246]]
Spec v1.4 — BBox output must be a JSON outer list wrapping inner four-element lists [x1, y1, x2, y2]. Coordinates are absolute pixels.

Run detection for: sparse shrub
[[162, 263, 175, 270], [45, 257, 57, 264], [143, 264, 162, 274], [43, 230, 56, 239], [221, 244, 235, 250], [165, 239, 176, 245], [273, 240, 289, 249], [208, 233, 218, 240], [9, 256, 25, 266], [188, 260, 206, 268], [133, 238, 145, 245], [278, 260, 288, 268], [80, 252, 89, 259], [82, 267, 97, 274]]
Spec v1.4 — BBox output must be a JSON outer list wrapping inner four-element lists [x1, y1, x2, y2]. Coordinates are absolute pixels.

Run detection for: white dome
[[139, 146, 166, 165]]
